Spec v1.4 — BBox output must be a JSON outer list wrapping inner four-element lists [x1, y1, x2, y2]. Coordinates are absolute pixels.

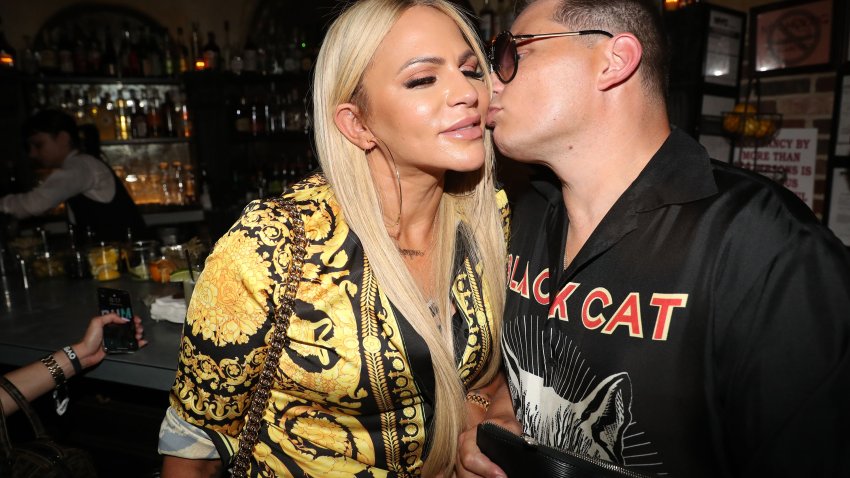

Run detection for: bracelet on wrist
[[41, 353, 70, 416], [62, 346, 83, 375], [465, 392, 490, 412], [40, 353, 66, 388]]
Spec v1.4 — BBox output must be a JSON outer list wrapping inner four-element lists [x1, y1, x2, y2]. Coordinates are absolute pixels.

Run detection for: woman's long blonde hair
[[313, 0, 506, 474]]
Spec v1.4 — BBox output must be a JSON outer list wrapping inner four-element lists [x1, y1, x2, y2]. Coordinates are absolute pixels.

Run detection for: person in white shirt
[[1, 110, 146, 241]]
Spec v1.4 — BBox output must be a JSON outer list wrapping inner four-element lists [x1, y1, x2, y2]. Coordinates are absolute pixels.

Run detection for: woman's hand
[[456, 372, 521, 478], [72, 314, 148, 369]]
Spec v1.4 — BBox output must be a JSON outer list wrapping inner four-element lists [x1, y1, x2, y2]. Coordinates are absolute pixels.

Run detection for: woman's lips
[[441, 116, 482, 140]]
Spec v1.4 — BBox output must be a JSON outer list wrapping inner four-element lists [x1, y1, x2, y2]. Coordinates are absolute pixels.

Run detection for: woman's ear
[[598, 32, 642, 91], [334, 103, 376, 151]]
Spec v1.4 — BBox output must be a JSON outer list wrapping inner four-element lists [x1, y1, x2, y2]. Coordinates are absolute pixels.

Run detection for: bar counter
[[0, 275, 184, 391]]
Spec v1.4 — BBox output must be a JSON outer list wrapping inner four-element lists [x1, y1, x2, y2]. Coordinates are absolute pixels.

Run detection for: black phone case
[[97, 287, 138, 353]]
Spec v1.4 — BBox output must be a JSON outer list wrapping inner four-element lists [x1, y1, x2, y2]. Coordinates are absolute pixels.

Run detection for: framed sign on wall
[[751, 0, 836, 75]]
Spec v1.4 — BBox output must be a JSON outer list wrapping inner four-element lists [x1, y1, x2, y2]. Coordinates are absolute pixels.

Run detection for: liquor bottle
[[139, 27, 154, 77], [66, 224, 91, 279], [147, 27, 164, 77], [57, 28, 74, 75], [202, 31, 220, 70], [147, 90, 162, 137], [175, 27, 189, 73], [0, 17, 16, 69], [183, 163, 196, 204], [131, 90, 149, 138], [76, 90, 89, 123], [222, 21, 232, 72], [478, 0, 495, 43], [120, 24, 141, 77], [102, 27, 118, 76], [115, 90, 131, 140], [190, 23, 202, 70], [80, 87, 98, 126], [242, 37, 258, 73], [72, 26, 88, 75], [199, 168, 212, 211], [234, 95, 250, 135], [38, 29, 59, 74], [170, 161, 186, 205], [250, 96, 266, 136], [158, 161, 171, 204], [161, 91, 177, 137], [300, 29, 313, 73], [162, 30, 174, 77], [283, 28, 298, 73], [285, 89, 303, 132], [267, 160, 283, 196], [20, 35, 38, 74], [178, 92, 192, 137], [97, 92, 117, 141], [86, 30, 102, 74], [267, 84, 283, 134]]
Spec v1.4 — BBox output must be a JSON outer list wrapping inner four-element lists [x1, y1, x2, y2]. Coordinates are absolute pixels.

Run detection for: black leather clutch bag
[[476, 423, 649, 478]]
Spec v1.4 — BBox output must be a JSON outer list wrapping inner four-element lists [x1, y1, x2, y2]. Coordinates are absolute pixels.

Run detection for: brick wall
[[742, 72, 836, 218]]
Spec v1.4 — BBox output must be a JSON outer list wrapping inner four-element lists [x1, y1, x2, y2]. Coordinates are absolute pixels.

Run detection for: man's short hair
[[521, 0, 669, 101]]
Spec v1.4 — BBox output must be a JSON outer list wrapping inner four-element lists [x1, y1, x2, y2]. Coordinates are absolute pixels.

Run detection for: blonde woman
[[158, 0, 509, 476]]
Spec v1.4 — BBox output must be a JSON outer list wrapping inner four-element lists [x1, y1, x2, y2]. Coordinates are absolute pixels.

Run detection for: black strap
[[0, 376, 50, 461]]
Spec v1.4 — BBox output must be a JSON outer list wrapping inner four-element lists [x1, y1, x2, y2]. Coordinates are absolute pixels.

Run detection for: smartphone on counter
[[96, 287, 139, 353]]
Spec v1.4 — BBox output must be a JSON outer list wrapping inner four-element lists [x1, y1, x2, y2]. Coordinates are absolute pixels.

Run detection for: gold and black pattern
[[453, 258, 492, 387], [168, 173, 502, 477]]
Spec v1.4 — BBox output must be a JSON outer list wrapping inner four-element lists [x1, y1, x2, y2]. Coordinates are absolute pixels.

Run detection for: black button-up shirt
[[503, 129, 850, 477]]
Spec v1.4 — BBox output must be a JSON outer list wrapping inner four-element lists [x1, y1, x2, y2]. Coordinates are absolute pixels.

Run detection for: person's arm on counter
[[1, 313, 146, 416]]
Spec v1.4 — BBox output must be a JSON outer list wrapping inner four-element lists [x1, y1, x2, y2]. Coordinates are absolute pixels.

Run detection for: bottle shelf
[[102, 137, 191, 146], [231, 131, 309, 143], [23, 75, 182, 86]]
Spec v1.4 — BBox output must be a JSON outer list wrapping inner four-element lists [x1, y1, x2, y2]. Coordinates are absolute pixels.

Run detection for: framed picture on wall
[[751, 0, 837, 75]]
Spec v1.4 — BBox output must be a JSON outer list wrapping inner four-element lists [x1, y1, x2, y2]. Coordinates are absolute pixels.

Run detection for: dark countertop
[[0, 275, 184, 391]]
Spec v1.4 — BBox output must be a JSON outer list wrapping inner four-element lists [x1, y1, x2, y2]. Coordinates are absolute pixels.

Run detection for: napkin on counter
[[150, 295, 188, 324]]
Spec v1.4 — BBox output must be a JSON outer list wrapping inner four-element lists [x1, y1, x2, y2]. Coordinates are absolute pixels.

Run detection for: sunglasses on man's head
[[488, 29, 613, 84]]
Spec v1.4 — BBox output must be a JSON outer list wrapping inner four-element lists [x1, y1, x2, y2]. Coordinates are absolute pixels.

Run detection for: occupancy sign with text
[[734, 128, 817, 209]]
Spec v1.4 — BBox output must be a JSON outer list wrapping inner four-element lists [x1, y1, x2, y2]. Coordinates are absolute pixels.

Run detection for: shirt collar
[[524, 128, 720, 279], [626, 127, 719, 212]]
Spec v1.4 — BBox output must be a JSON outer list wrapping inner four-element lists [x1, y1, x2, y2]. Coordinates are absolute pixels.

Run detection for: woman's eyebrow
[[398, 55, 445, 73]]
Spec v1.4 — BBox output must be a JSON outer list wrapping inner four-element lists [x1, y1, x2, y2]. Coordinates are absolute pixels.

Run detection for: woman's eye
[[463, 69, 485, 80], [404, 76, 437, 88]]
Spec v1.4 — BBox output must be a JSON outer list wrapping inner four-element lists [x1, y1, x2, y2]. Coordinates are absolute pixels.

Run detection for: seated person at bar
[[1, 313, 146, 417], [158, 0, 507, 476], [0, 109, 147, 241]]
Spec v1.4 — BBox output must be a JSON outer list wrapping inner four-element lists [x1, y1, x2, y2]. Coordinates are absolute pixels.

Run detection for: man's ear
[[334, 103, 376, 151], [55, 130, 73, 149], [598, 33, 642, 91]]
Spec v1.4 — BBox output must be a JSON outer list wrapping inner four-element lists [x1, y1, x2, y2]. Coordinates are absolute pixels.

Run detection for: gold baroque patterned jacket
[[167, 173, 509, 477]]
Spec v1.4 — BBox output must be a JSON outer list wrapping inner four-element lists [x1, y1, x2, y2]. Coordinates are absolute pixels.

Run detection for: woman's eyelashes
[[463, 68, 485, 80], [403, 66, 484, 89], [404, 76, 437, 89]]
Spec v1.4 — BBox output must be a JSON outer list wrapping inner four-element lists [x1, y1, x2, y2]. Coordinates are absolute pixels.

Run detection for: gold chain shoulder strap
[[231, 198, 307, 477]]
